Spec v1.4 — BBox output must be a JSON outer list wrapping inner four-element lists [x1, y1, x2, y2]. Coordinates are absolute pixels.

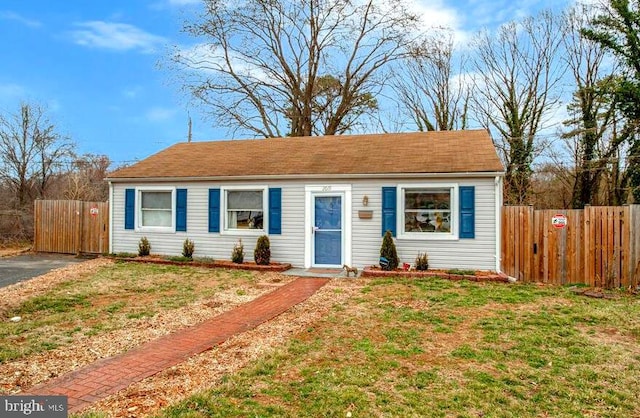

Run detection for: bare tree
[[561, 4, 619, 208], [471, 11, 565, 204], [392, 30, 469, 131], [0, 103, 74, 208], [61, 154, 111, 201], [173, 0, 422, 137], [530, 162, 574, 209]]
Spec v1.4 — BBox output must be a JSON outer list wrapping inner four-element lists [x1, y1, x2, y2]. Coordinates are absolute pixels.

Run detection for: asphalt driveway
[[0, 253, 86, 288]]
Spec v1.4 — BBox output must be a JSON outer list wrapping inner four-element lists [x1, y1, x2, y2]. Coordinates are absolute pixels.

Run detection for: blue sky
[[0, 0, 572, 167]]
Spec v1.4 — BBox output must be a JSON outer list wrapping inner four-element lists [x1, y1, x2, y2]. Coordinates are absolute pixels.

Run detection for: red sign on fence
[[90, 206, 99, 217], [551, 214, 567, 229]]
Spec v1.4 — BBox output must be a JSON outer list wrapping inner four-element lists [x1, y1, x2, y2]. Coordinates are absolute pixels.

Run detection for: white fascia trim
[[106, 171, 505, 183]]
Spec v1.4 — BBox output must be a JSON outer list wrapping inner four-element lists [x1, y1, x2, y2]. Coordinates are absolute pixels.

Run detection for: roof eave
[[106, 171, 505, 183]]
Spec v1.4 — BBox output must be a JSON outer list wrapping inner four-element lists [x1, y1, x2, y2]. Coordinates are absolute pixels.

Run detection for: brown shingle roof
[[107, 130, 504, 180]]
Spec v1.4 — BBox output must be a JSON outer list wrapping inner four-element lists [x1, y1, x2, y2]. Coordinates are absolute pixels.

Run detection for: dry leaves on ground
[[0, 256, 364, 417], [0, 258, 113, 315], [0, 259, 295, 396], [0, 248, 30, 258], [82, 278, 365, 417]]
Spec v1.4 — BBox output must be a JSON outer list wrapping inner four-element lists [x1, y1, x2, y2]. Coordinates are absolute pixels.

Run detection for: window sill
[[221, 229, 266, 236], [135, 226, 176, 233], [397, 232, 458, 241]]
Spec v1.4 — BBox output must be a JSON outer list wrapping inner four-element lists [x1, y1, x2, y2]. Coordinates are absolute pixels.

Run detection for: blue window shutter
[[459, 186, 475, 239], [268, 188, 282, 235], [125, 188, 135, 230], [176, 189, 187, 232], [381, 187, 397, 237], [208, 188, 220, 233]]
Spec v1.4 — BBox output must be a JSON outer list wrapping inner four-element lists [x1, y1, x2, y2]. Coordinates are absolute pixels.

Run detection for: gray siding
[[111, 182, 306, 266], [350, 178, 498, 270], [111, 176, 499, 271]]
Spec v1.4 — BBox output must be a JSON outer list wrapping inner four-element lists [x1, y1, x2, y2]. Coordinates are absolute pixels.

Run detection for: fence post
[[525, 205, 534, 282], [33, 200, 40, 252], [630, 205, 640, 288]]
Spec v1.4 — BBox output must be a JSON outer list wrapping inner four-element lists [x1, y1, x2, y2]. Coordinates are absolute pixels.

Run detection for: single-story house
[[106, 130, 505, 271]]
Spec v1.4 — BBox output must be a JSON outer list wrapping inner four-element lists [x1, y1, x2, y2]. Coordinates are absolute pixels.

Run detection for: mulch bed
[[362, 266, 509, 283], [112, 256, 292, 272]]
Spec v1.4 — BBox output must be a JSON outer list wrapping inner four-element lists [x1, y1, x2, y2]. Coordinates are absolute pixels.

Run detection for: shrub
[[182, 238, 195, 259], [380, 230, 399, 270], [254, 235, 271, 265], [415, 252, 429, 271], [138, 237, 151, 256], [231, 239, 244, 264]]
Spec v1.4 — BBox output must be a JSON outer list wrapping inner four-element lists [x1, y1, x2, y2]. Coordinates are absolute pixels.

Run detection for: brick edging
[[112, 257, 292, 272], [361, 267, 509, 283]]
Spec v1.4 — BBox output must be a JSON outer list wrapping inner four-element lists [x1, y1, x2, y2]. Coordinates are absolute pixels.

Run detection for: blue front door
[[313, 195, 342, 266]]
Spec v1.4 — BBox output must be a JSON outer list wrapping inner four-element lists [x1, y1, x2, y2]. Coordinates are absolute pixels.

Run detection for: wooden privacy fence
[[34, 200, 109, 255], [502, 205, 640, 288]]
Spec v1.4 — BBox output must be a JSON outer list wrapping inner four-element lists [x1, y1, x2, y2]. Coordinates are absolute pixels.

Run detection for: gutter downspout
[[495, 175, 502, 272], [108, 181, 114, 254]]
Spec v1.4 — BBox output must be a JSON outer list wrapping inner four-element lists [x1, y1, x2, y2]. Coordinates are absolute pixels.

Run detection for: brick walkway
[[24, 277, 329, 413]]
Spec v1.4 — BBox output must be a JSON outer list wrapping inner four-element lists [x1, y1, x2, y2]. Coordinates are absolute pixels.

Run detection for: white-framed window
[[398, 183, 458, 240], [137, 187, 175, 231], [222, 186, 267, 233]]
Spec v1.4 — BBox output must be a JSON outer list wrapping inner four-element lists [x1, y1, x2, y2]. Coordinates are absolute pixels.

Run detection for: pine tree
[[380, 230, 399, 270], [254, 235, 271, 265]]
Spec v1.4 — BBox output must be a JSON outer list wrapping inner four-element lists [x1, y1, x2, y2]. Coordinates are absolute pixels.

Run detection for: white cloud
[[407, 0, 470, 46], [176, 43, 270, 81], [451, 70, 481, 93], [167, 0, 200, 5], [0, 11, 41, 28], [409, 0, 461, 28], [46, 99, 62, 113], [571, 0, 604, 6], [145, 106, 177, 122], [150, 0, 201, 10], [122, 86, 142, 99], [0, 82, 26, 99], [176, 43, 221, 73], [69, 21, 167, 54], [0, 86, 64, 118], [460, 0, 568, 30]]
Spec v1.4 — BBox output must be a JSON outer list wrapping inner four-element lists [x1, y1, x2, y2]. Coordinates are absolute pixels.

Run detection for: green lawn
[[0, 262, 258, 363], [156, 277, 640, 418]]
